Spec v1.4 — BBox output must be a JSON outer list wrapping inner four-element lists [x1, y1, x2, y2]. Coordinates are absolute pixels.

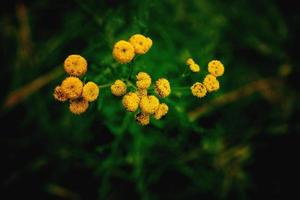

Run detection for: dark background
[[1, 0, 299, 199]]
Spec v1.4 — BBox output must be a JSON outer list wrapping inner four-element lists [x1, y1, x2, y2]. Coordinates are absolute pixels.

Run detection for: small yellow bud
[[136, 112, 150, 126], [112, 40, 135, 64], [53, 86, 68, 102], [69, 97, 89, 115], [191, 82, 207, 98], [61, 77, 83, 99], [64, 55, 87, 77], [122, 92, 140, 112], [111, 80, 127, 96], [203, 74, 220, 92], [155, 78, 171, 98], [139, 95, 160, 114], [129, 34, 152, 54], [136, 72, 151, 89], [154, 103, 169, 120], [208, 60, 224, 77], [82, 82, 99, 102], [186, 58, 195, 65]]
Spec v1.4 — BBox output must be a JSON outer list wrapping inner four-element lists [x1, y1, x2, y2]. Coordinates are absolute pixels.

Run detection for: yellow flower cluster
[[54, 55, 99, 114], [190, 59, 224, 98], [186, 58, 200, 73], [112, 34, 152, 64], [112, 72, 170, 126]]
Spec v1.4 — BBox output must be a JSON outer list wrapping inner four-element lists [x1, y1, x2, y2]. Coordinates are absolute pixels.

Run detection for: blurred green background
[[1, 0, 299, 199]]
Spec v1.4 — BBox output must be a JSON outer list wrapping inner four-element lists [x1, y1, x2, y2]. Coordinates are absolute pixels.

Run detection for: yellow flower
[[139, 95, 159, 114], [135, 112, 150, 126], [82, 82, 99, 102], [191, 82, 207, 98], [155, 78, 171, 98], [154, 103, 169, 120], [122, 92, 140, 112], [61, 77, 83, 99], [129, 34, 152, 54], [208, 60, 224, 77], [64, 55, 88, 77], [112, 40, 135, 64], [186, 58, 195, 65], [203, 74, 220, 92], [69, 97, 89, 115], [189, 63, 200, 72], [53, 85, 68, 102], [137, 89, 147, 98], [111, 80, 127, 96], [136, 72, 151, 89]]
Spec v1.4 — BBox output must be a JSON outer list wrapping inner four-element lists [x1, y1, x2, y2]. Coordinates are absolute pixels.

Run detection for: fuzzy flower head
[[112, 40, 135, 64], [111, 80, 127, 96], [69, 97, 89, 115], [136, 112, 150, 126], [191, 82, 207, 98], [155, 78, 171, 98], [82, 82, 99, 102], [122, 92, 140, 112], [61, 77, 83, 99], [136, 72, 151, 89], [129, 34, 152, 54], [154, 103, 169, 120], [64, 55, 87, 77], [53, 86, 68, 102], [139, 95, 160, 114], [203, 74, 220, 92], [208, 60, 224, 77]]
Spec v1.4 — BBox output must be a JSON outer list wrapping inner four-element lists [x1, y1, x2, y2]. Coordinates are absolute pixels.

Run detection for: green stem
[[98, 83, 111, 89]]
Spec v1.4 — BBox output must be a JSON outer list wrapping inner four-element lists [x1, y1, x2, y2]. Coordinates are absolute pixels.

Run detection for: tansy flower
[[139, 95, 159, 114], [61, 77, 83, 99], [135, 112, 150, 126], [136, 72, 151, 89], [154, 103, 169, 120], [64, 55, 88, 77], [122, 92, 140, 112], [191, 82, 207, 98], [112, 40, 135, 64], [208, 60, 224, 77], [111, 80, 127, 96], [189, 63, 200, 72], [129, 34, 152, 54], [82, 82, 99, 102], [69, 97, 89, 115], [155, 78, 171, 98], [203, 74, 220, 92], [137, 89, 147, 98], [186, 58, 195, 65], [53, 85, 68, 102]]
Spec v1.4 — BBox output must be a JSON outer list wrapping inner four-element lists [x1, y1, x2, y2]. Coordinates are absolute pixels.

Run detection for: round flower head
[[61, 77, 83, 99], [112, 40, 135, 64], [208, 60, 224, 77], [122, 92, 140, 112], [111, 80, 127, 96], [189, 63, 200, 72], [136, 112, 150, 126], [203, 74, 220, 92], [136, 72, 151, 89], [64, 55, 87, 77], [191, 82, 207, 98], [139, 95, 160, 114], [82, 82, 99, 102], [129, 34, 152, 54], [154, 103, 169, 120], [69, 97, 89, 115], [155, 78, 171, 98], [137, 89, 147, 99], [53, 85, 68, 102], [186, 58, 195, 65]]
